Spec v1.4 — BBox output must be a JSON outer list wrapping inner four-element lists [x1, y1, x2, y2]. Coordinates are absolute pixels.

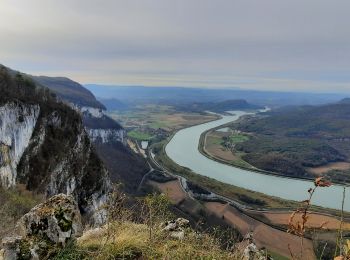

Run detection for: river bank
[[165, 110, 350, 211], [149, 178, 350, 259], [199, 121, 350, 186], [146, 112, 350, 258], [151, 134, 350, 218]]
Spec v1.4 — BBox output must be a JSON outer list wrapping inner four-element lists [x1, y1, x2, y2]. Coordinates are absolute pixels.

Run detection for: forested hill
[[177, 99, 263, 113], [231, 99, 350, 183], [238, 100, 350, 139], [0, 64, 105, 109], [31, 76, 106, 109]]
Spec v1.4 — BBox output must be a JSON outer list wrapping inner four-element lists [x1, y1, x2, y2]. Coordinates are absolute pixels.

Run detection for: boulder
[[242, 232, 270, 260], [161, 218, 189, 240], [2, 194, 82, 260]]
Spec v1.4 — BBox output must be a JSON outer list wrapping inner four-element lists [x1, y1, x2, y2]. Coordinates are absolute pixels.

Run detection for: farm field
[[203, 130, 255, 169], [108, 104, 219, 132], [151, 178, 350, 259]]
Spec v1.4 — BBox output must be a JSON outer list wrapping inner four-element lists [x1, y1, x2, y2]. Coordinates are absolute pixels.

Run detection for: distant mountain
[[85, 84, 348, 107], [32, 76, 105, 109], [0, 64, 105, 109], [98, 98, 129, 111], [339, 97, 350, 104], [184, 99, 263, 113]]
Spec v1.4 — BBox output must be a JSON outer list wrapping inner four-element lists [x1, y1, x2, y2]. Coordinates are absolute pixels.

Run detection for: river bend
[[165, 111, 349, 211]]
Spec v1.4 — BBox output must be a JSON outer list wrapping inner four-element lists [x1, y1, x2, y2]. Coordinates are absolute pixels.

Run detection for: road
[[146, 146, 348, 223]]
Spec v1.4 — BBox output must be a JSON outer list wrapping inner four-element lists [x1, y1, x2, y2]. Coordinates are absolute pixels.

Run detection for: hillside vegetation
[[176, 99, 262, 113], [0, 65, 110, 223], [0, 185, 42, 241], [230, 102, 350, 183], [32, 76, 105, 109]]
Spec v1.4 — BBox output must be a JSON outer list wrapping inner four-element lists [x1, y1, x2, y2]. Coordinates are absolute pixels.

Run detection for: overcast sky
[[1, 0, 350, 92]]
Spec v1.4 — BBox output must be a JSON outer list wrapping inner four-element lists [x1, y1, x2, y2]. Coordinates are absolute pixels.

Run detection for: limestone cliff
[[81, 106, 148, 193], [0, 103, 40, 187], [79, 105, 126, 145], [31, 75, 149, 194], [0, 66, 110, 224]]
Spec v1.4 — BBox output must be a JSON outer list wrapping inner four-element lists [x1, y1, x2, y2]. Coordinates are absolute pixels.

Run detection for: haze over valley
[[1, 1, 350, 259]]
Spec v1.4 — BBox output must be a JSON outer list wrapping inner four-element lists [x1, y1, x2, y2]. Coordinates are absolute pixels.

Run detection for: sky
[[0, 0, 350, 93]]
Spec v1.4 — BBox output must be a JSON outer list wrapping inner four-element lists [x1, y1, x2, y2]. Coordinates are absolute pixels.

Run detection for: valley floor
[[118, 105, 349, 258], [150, 178, 349, 259]]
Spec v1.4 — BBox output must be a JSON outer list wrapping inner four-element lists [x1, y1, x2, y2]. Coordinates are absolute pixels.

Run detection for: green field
[[229, 103, 350, 183], [108, 104, 174, 129], [204, 131, 254, 170], [228, 133, 249, 143], [127, 130, 154, 141], [207, 135, 222, 146], [108, 104, 219, 131]]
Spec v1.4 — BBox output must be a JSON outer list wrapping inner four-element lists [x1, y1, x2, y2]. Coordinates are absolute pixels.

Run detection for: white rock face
[[75, 104, 127, 145], [81, 106, 104, 118], [87, 128, 125, 144], [90, 193, 108, 225], [68, 103, 104, 118], [0, 101, 110, 226], [0, 102, 40, 187]]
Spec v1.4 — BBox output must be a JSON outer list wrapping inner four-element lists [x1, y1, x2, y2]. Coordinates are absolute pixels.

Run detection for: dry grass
[[286, 177, 350, 260], [76, 221, 241, 260], [307, 162, 350, 176], [53, 191, 243, 259], [205, 202, 316, 259], [148, 180, 187, 204], [0, 185, 43, 240]]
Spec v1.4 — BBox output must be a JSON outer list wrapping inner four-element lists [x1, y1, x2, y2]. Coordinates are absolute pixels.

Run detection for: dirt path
[[205, 202, 316, 259], [151, 179, 314, 258], [149, 180, 187, 204], [150, 179, 350, 259], [261, 211, 350, 230]]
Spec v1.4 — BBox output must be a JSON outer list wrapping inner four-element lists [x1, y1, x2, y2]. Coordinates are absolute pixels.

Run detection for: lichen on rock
[[2, 194, 82, 260], [17, 194, 82, 244]]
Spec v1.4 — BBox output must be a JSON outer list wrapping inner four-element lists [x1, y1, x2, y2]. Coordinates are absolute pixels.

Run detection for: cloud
[[0, 0, 349, 92]]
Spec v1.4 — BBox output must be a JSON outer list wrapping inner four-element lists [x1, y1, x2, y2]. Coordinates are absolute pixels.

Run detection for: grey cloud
[[0, 0, 350, 92]]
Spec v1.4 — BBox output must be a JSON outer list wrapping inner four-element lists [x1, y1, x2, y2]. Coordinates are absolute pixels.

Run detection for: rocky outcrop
[[242, 232, 270, 260], [80, 106, 104, 118], [80, 106, 126, 145], [1, 194, 82, 260], [87, 128, 125, 144], [0, 103, 40, 187], [17, 194, 83, 244], [29, 69, 148, 194], [16, 106, 111, 224], [0, 67, 111, 225], [78, 105, 148, 194], [161, 218, 189, 240], [69, 103, 126, 145]]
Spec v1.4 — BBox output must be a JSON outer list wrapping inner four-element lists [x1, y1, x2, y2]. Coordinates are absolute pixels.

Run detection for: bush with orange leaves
[[287, 177, 332, 259]]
